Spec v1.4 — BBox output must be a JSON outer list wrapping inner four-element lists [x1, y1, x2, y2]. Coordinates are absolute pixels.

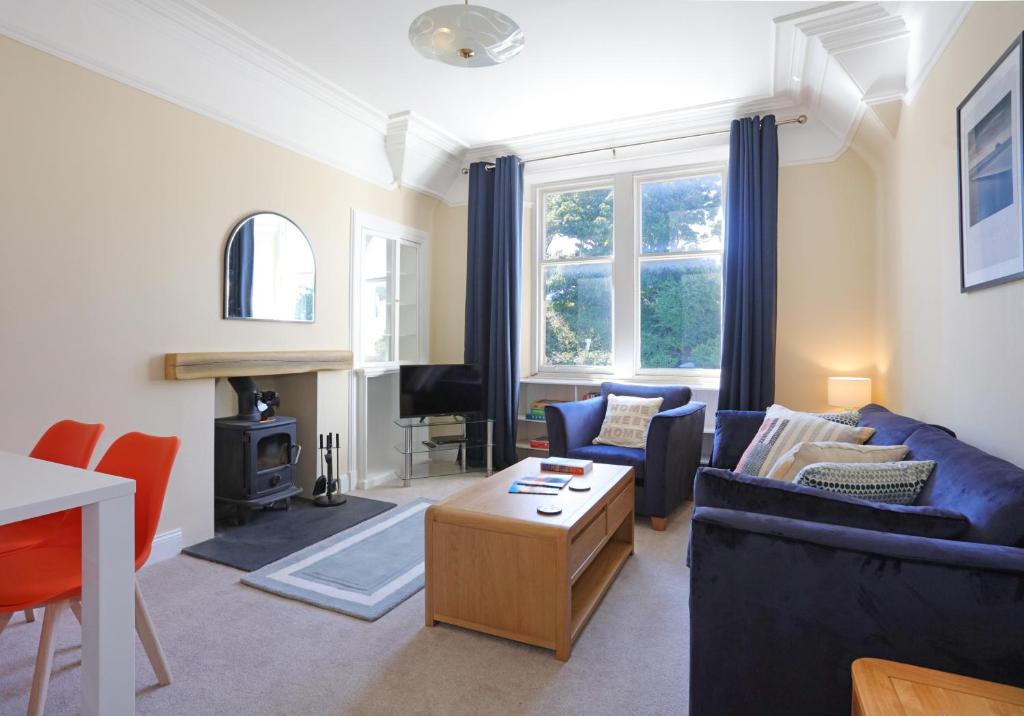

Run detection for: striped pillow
[[735, 404, 875, 477]]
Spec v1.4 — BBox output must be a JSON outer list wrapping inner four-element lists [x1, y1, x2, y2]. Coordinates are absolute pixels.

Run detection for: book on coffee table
[[540, 457, 593, 475], [515, 475, 571, 489], [508, 483, 560, 495]]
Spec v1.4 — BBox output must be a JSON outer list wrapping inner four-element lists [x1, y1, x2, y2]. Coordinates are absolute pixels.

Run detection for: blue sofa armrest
[[641, 402, 706, 516], [693, 467, 969, 539], [689, 506, 1024, 716], [544, 397, 605, 456]]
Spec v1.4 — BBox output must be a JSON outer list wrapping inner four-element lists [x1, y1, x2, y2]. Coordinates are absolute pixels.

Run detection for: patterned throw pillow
[[593, 394, 664, 449], [767, 441, 909, 481], [735, 404, 875, 477], [793, 461, 937, 505], [818, 411, 861, 427]]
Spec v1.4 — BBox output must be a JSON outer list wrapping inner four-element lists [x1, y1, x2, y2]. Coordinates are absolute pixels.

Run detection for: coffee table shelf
[[570, 538, 632, 640]]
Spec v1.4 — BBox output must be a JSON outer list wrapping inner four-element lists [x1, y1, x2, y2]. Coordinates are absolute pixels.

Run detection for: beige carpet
[[0, 476, 691, 715]]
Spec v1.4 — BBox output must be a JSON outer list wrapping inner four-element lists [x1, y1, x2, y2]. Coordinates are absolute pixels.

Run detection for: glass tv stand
[[394, 415, 494, 486]]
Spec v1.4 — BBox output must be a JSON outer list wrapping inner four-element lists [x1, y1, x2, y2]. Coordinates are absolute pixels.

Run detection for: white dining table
[[0, 450, 136, 715]]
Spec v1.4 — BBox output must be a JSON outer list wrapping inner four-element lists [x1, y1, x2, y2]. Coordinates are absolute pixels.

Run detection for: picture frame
[[957, 33, 1024, 293]]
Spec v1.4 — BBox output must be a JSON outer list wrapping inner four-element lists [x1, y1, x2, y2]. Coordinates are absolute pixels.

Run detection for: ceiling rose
[[409, 1, 524, 68]]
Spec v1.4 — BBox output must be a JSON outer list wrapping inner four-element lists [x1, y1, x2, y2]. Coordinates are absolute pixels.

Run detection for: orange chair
[[0, 432, 180, 716], [0, 420, 104, 625]]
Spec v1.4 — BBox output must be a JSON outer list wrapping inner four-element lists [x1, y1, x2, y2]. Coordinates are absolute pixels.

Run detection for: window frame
[[533, 163, 726, 381], [633, 165, 727, 378], [535, 177, 618, 374]]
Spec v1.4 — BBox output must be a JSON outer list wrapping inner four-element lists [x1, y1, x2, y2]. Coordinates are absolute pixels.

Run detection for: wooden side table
[[852, 658, 1024, 715]]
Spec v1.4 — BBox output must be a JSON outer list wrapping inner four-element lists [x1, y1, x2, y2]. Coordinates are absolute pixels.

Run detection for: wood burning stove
[[215, 377, 303, 521]]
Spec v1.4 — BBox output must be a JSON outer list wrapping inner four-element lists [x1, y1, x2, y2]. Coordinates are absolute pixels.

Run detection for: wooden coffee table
[[424, 458, 634, 660], [852, 658, 1024, 715]]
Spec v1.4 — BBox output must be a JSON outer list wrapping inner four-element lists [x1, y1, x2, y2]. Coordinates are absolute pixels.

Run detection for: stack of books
[[540, 457, 593, 475], [526, 399, 562, 421], [528, 436, 550, 450]]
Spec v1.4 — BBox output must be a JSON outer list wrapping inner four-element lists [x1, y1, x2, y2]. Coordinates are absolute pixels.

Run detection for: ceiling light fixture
[[409, 0, 524, 68]]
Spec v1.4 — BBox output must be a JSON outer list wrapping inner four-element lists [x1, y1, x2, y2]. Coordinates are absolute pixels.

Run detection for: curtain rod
[[461, 114, 808, 174]]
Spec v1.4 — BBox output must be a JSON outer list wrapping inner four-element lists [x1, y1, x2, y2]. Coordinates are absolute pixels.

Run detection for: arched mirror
[[224, 212, 315, 322]]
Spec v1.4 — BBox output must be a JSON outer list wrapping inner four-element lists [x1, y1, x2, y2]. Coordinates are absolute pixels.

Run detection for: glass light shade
[[409, 4, 524, 67], [827, 377, 872, 409]]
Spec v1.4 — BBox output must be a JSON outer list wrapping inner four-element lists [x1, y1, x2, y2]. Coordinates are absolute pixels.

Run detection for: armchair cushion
[[567, 444, 646, 485], [694, 467, 970, 540]]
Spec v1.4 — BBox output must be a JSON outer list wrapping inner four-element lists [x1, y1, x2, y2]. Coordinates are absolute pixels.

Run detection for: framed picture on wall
[[957, 33, 1024, 292]]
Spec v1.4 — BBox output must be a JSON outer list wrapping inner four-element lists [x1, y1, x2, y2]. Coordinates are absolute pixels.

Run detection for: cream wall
[[775, 152, 878, 411], [0, 35, 438, 546], [854, 2, 1024, 467]]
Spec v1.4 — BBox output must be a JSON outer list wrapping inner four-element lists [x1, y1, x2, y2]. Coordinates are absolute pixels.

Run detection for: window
[[540, 186, 614, 368], [638, 174, 723, 371], [536, 168, 724, 376]]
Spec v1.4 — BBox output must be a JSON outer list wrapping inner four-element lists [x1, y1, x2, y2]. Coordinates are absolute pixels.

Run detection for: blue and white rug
[[241, 498, 433, 621]]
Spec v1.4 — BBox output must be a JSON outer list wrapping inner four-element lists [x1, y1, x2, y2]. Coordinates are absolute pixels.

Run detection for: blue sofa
[[544, 382, 705, 530], [689, 403, 1024, 715]]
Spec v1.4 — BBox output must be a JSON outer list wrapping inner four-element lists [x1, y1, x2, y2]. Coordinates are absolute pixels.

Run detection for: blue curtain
[[465, 156, 523, 469], [719, 115, 778, 411], [227, 220, 254, 318]]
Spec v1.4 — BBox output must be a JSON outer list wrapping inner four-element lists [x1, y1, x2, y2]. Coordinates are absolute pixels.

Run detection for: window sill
[[522, 373, 720, 391]]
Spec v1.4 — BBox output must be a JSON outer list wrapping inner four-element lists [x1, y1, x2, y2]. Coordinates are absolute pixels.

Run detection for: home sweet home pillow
[[735, 404, 875, 477], [593, 394, 664, 449]]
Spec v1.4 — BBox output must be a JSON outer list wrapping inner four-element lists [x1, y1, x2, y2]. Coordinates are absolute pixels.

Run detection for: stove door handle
[[290, 443, 302, 466]]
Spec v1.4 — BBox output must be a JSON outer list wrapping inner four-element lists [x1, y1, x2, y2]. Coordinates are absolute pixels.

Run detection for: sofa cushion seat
[[906, 425, 1024, 546], [567, 444, 646, 485]]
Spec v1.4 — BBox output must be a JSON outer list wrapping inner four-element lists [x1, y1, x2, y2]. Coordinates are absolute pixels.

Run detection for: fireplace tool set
[[313, 432, 346, 507]]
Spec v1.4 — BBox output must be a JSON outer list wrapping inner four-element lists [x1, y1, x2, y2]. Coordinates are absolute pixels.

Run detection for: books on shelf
[[526, 399, 563, 420], [508, 483, 560, 495], [581, 391, 601, 400], [540, 457, 593, 475], [529, 437, 550, 450]]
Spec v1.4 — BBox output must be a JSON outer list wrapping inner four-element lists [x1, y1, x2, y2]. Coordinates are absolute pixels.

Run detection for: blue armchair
[[544, 382, 705, 530]]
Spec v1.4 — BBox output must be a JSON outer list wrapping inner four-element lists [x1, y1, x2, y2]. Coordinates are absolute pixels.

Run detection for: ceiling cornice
[[0, 0, 971, 206]]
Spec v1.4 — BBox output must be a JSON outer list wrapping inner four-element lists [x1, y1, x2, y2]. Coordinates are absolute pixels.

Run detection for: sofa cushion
[[711, 410, 765, 470], [859, 404, 928, 445], [600, 382, 690, 411], [767, 441, 909, 481], [736, 405, 875, 476], [567, 444, 646, 485], [907, 426, 1024, 546], [793, 461, 935, 505], [694, 467, 970, 540]]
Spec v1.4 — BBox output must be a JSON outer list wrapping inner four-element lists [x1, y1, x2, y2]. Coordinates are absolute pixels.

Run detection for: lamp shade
[[409, 4, 524, 67], [827, 377, 872, 409]]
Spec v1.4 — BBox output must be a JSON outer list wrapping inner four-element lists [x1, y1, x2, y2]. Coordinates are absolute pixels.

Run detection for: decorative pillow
[[767, 441, 909, 481], [793, 461, 937, 505], [819, 411, 861, 427], [593, 394, 664, 448], [735, 404, 875, 477]]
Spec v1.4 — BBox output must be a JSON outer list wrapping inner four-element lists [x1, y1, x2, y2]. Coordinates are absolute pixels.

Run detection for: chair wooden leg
[[650, 516, 667, 531], [0, 611, 12, 637], [69, 601, 82, 625], [28, 601, 66, 716], [135, 581, 172, 685], [23, 609, 35, 623]]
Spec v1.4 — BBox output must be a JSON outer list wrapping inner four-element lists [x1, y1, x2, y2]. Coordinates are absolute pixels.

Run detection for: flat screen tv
[[400, 364, 483, 419]]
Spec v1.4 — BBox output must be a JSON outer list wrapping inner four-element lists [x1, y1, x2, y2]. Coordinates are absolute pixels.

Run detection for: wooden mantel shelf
[[164, 350, 353, 380]]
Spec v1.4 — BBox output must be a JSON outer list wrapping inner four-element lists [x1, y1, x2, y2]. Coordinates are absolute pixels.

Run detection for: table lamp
[[827, 376, 872, 410]]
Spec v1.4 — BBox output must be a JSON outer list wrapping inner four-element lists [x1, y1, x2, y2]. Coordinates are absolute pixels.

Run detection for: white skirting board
[[144, 528, 183, 568]]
